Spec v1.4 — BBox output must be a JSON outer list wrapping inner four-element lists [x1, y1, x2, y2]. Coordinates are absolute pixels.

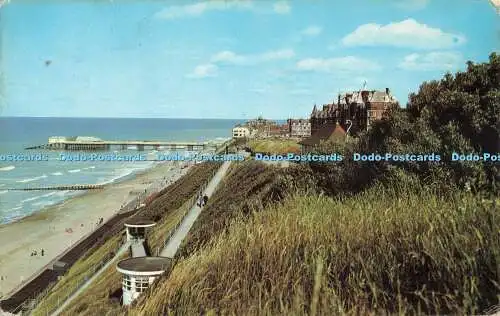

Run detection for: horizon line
[[0, 115, 295, 120]]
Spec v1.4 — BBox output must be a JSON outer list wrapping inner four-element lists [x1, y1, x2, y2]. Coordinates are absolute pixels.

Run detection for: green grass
[[31, 234, 123, 316], [33, 160, 499, 315], [248, 138, 301, 154], [58, 251, 128, 316], [55, 197, 196, 316], [31, 162, 221, 315], [175, 160, 315, 257], [147, 196, 195, 253], [131, 181, 499, 315]]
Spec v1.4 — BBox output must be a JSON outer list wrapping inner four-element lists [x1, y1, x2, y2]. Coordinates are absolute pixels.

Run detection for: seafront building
[[232, 126, 251, 139], [299, 122, 346, 152], [269, 123, 289, 138], [117, 218, 171, 305], [116, 256, 172, 305], [287, 119, 311, 138], [124, 218, 156, 243], [310, 87, 399, 135]]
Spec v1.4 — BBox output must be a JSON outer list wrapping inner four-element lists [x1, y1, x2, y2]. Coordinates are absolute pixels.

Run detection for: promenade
[[0, 162, 188, 314], [50, 160, 232, 316], [161, 160, 232, 257]]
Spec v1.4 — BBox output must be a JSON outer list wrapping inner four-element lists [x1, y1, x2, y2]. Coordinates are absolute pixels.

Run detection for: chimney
[[385, 88, 390, 95]]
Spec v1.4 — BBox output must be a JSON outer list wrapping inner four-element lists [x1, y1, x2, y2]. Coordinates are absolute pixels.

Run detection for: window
[[123, 275, 132, 291], [135, 276, 150, 293]]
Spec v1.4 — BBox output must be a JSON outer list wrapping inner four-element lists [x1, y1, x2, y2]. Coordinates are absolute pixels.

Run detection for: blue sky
[[0, 0, 498, 119]]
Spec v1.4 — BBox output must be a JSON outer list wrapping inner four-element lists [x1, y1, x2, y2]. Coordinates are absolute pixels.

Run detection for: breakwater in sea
[[0, 117, 238, 224]]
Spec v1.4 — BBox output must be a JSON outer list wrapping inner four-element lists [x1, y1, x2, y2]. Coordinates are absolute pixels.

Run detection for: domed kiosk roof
[[117, 256, 172, 276], [124, 218, 157, 228]]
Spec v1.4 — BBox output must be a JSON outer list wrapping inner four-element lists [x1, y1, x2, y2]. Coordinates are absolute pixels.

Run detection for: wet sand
[[0, 161, 192, 298]]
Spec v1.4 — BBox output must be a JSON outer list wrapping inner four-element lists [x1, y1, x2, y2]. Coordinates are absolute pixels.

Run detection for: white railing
[[155, 168, 217, 257], [21, 236, 127, 316]]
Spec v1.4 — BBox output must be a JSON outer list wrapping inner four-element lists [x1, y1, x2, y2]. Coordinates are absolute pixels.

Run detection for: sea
[[0, 117, 241, 224]]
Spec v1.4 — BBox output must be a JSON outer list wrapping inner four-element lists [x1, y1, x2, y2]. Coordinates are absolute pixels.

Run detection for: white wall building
[[288, 119, 311, 138], [75, 136, 102, 142], [232, 126, 250, 139], [124, 218, 157, 243], [116, 256, 172, 305], [48, 136, 68, 144]]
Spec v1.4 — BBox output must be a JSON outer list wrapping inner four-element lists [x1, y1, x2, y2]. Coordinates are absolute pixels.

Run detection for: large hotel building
[[310, 88, 399, 135]]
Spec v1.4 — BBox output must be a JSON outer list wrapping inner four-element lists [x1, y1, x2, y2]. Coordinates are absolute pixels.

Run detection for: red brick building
[[299, 122, 346, 152], [269, 123, 289, 137], [310, 88, 399, 135]]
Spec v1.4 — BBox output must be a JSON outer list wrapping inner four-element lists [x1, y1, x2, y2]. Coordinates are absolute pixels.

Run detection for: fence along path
[[2, 166, 183, 316], [49, 161, 230, 316], [48, 241, 130, 316], [160, 160, 232, 258]]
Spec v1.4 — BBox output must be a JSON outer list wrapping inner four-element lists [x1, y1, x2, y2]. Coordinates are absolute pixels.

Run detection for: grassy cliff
[[132, 178, 499, 315], [31, 162, 221, 316]]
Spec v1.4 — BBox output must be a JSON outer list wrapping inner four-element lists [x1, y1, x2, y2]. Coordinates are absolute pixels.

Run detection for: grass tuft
[[133, 181, 499, 315]]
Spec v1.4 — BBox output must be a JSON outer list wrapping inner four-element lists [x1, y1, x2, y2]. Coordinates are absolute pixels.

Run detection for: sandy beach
[[0, 161, 192, 298]]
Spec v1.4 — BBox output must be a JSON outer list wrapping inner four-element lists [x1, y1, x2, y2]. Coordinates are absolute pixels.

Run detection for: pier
[[25, 136, 220, 151]]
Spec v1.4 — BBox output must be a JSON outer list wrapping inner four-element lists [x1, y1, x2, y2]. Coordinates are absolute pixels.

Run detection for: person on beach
[[203, 195, 208, 206], [41, 249, 44, 256]]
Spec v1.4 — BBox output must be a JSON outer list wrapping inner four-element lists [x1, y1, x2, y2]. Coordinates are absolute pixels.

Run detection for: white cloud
[[155, 0, 290, 19], [301, 25, 322, 37], [398, 51, 463, 71], [189, 49, 294, 78], [211, 49, 295, 65], [261, 49, 295, 60], [341, 19, 466, 50], [394, 0, 429, 11], [296, 56, 381, 73], [274, 1, 291, 14], [211, 51, 247, 64], [154, 1, 254, 19], [186, 63, 218, 78]]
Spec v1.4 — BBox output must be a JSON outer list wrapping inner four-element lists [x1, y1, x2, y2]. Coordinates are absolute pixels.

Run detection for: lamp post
[[346, 120, 353, 141]]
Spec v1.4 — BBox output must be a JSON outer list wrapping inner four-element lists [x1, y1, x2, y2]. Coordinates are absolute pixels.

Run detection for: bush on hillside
[[310, 53, 499, 195]]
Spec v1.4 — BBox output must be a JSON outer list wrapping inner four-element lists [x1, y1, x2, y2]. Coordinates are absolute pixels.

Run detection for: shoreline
[[0, 157, 161, 226], [0, 161, 163, 227], [0, 160, 192, 298]]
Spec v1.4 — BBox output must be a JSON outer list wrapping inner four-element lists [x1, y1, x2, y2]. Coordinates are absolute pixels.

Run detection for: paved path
[[50, 241, 130, 316], [49, 160, 231, 316], [130, 242, 146, 258], [161, 161, 232, 258]]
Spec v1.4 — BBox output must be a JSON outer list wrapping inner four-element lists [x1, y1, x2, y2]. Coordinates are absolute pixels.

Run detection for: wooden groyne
[[5, 184, 105, 191]]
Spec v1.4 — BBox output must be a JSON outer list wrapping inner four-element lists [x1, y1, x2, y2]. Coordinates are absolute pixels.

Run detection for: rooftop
[[117, 256, 172, 274], [124, 218, 157, 227], [299, 123, 346, 146]]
